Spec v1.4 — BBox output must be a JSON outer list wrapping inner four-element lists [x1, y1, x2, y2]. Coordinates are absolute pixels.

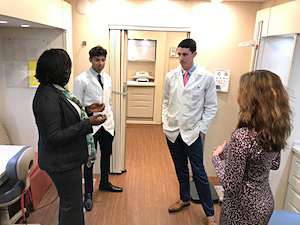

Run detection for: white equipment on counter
[[132, 71, 154, 82]]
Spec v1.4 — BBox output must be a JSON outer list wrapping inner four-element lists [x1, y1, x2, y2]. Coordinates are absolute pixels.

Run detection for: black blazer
[[33, 83, 93, 172]]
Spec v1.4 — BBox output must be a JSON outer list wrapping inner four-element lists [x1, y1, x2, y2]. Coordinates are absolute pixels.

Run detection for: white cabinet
[[254, 8, 270, 38], [128, 39, 156, 61], [254, 1, 300, 37], [284, 149, 300, 213], [127, 86, 154, 119], [268, 1, 300, 36]]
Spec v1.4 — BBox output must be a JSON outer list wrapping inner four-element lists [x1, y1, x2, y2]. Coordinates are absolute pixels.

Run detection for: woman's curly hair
[[237, 70, 292, 152]]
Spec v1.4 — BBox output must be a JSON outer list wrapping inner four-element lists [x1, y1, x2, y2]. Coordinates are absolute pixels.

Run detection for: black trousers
[[47, 167, 84, 225], [84, 126, 114, 195]]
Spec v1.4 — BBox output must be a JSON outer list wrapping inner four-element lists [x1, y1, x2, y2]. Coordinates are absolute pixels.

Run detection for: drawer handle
[[288, 202, 300, 213], [293, 174, 300, 181], [291, 188, 300, 199]]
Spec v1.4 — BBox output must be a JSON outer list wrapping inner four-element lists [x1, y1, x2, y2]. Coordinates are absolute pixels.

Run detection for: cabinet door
[[254, 8, 271, 38], [250, 8, 271, 70], [128, 39, 156, 61], [268, 1, 300, 36]]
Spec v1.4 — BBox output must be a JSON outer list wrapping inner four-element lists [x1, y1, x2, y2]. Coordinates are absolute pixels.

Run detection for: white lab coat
[[162, 63, 217, 146], [73, 68, 114, 136]]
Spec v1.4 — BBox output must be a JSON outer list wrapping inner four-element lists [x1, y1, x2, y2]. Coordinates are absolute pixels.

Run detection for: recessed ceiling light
[[0, 20, 8, 24], [21, 24, 30, 28]]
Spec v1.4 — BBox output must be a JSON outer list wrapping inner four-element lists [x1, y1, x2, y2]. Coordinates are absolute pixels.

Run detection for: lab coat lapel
[[185, 71, 196, 88], [184, 64, 204, 88], [102, 74, 109, 92], [87, 69, 102, 90], [176, 66, 184, 89]]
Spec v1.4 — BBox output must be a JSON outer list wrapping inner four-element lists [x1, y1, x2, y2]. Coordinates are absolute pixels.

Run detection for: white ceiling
[[0, 0, 266, 29], [0, 15, 54, 29]]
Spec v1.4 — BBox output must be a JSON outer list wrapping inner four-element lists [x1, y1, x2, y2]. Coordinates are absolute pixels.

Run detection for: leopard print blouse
[[212, 127, 280, 225]]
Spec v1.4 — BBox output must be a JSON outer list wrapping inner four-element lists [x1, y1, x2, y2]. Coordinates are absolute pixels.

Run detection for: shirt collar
[[182, 63, 196, 75], [90, 67, 103, 79]]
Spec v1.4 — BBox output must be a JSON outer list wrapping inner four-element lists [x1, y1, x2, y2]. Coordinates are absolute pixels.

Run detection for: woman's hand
[[89, 113, 107, 125], [87, 103, 105, 112], [212, 140, 228, 159]]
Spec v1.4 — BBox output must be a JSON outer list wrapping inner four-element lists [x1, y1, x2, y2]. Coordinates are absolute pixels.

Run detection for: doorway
[[109, 26, 190, 174]]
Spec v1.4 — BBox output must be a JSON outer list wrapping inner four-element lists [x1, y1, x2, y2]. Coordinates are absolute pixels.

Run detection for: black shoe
[[83, 193, 93, 211], [99, 182, 123, 192]]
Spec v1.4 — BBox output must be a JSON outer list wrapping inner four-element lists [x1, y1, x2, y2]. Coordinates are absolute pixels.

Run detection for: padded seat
[[0, 179, 25, 207], [268, 210, 300, 225]]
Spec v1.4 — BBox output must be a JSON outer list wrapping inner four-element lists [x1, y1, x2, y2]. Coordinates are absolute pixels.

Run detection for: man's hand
[[89, 113, 107, 125], [87, 103, 105, 112]]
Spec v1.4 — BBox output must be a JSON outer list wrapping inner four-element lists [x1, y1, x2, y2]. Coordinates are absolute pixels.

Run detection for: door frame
[[108, 25, 191, 173]]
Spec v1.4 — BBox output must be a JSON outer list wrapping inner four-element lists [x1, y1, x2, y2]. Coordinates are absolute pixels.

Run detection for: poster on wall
[[29, 60, 39, 87], [2, 37, 48, 88]]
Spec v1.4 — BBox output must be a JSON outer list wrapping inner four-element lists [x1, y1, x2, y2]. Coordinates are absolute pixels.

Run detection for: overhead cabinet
[[128, 39, 156, 61], [254, 1, 300, 37], [268, 1, 300, 36]]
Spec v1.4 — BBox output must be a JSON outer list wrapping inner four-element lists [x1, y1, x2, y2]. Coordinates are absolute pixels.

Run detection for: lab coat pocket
[[190, 89, 204, 105]]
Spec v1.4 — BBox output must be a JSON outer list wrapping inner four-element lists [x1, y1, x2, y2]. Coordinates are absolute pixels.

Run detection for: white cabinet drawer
[[284, 184, 300, 213], [290, 154, 300, 175], [288, 166, 300, 192], [127, 87, 154, 118]]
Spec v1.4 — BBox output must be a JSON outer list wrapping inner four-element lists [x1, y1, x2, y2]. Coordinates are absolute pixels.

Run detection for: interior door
[[109, 29, 128, 173]]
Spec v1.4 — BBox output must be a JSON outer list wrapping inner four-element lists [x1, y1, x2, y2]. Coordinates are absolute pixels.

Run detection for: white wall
[[0, 28, 65, 150], [66, 0, 262, 177]]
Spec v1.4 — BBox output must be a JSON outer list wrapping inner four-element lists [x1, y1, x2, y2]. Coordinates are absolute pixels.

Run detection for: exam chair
[[0, 146, 38, 225], [0, 123, 52, 210]]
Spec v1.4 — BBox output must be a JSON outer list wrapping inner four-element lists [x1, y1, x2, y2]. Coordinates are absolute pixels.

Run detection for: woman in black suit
[[33, 49, 106, 225]]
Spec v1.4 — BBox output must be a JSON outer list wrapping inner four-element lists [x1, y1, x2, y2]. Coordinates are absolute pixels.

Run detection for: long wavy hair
[[237, 70, 292, 152]]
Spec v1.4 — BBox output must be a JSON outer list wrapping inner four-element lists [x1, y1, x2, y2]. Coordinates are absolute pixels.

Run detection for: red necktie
[[183, 71, 189, 86]]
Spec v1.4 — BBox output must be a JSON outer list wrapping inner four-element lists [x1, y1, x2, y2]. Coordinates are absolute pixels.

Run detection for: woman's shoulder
[[233, 127, 250, 137], [232, 127, 257, 144], [232, 127, 262, 155], [34, 83, 60, 102]]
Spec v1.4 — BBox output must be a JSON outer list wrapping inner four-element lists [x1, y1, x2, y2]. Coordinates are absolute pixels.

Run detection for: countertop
[[127, 81, 155, 87]]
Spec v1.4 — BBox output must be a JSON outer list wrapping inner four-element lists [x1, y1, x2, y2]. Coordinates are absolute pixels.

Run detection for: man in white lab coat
[[162, 39, 217, 224], [73, 46, 123, 212]]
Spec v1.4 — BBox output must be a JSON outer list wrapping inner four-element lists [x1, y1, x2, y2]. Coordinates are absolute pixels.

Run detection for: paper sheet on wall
[[4, 60, 28, 87], [29, 61, 39, 87], [2, 37, 49, 88]]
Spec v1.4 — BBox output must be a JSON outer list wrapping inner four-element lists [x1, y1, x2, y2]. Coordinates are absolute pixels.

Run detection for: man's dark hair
[[178, 38, 197, 53], [89, 45, 107, 58], [35, 48, 72, 87]]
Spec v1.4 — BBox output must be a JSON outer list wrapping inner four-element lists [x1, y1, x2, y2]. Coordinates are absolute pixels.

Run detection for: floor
[[23, 124, 221, 225]]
